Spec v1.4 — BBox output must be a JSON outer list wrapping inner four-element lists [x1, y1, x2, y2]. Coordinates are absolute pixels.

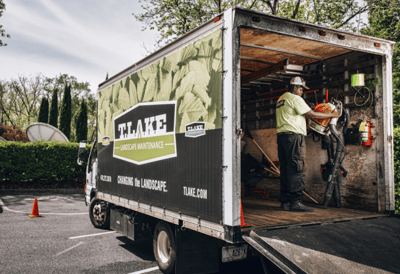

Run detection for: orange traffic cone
[[240, 200, 250, 227], [29, 198, 41, 218]]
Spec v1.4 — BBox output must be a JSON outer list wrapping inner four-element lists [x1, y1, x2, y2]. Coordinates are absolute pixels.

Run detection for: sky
[[0, 0, 158, 94], [1, 1, 368, 96]]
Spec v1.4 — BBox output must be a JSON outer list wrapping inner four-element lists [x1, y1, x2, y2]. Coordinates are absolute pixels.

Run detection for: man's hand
[[305, 110, 340, 120], [331, 111, 340, 118]]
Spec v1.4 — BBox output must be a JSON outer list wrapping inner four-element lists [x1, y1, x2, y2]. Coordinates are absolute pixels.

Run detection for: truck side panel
[[97, 30, 224, 223]]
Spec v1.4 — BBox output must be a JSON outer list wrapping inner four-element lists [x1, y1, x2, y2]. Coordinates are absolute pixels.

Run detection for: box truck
[[78, 6, 400, 274]]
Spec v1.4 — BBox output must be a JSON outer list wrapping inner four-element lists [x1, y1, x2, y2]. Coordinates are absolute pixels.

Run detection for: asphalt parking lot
[[0, 193, 264, 274]]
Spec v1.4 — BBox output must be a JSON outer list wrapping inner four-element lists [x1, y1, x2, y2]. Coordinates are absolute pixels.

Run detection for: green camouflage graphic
[[98, 30, 223, 143]]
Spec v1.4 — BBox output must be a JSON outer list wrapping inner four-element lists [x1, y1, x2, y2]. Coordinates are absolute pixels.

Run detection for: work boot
[[280, 202, 290, 210], [289, 200, 314, 212]]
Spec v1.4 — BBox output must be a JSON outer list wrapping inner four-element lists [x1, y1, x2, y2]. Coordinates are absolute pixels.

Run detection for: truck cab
[[78, 139, 98, 205]]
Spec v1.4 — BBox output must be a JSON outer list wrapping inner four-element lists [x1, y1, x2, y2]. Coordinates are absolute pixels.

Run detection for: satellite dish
[[26, 122, 69, 142], [0, 136, 7, 142]]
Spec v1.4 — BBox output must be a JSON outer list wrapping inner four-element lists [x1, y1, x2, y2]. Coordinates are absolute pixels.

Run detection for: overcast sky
[[1, 1, 369, 96], [0, 0, 158, 94]]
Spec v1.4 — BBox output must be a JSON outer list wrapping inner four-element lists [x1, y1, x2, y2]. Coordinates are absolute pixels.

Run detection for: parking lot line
[[69, 231, 116, 239], [0, 198, 87, 215], [127, 266, 159, 274], [56, 242, 84, 256]]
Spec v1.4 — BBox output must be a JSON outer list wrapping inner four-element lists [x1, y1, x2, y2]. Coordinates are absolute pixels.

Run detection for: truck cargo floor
[[241, 196, 386, 231]]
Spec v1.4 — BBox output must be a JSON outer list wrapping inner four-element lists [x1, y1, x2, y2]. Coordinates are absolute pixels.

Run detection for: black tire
[[153, 221, 176, 274], [89, 198, 110, 229]]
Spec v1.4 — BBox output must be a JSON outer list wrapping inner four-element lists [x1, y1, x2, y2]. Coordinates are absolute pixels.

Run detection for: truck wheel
[[89, 198, 110, 229], [153, 221, 176, 274]]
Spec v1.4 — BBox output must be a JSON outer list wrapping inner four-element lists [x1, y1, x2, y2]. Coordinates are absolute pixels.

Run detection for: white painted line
[[0, 198, 87, 215], [55, 242, 83, 256], [69, 231, 116, 239], [41, 212, 87, 215], [127, 266, 160, 274]]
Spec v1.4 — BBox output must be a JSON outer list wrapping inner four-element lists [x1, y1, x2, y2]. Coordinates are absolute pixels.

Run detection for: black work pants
[[277, 133, 306, 203]]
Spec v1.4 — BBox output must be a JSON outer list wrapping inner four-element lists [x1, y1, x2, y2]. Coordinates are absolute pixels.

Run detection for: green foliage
[[0, 75, 47, 129], [362, 0, 400, 127], [49, 89, 58, 128], [76, 99, 88, 142], [38, 97, 49, 123], [1, 74, 96, 141], [60, 85, 72, 139], [393, 129, 400, 215], [0, 0, 10, 47], [134, 0, 368, 48], [0, 141, 91, 183], [44, 74, 96, 142]]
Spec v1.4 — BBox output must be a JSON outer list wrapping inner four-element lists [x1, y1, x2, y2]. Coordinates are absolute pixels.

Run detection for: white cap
[[290, 76, 309, 89]]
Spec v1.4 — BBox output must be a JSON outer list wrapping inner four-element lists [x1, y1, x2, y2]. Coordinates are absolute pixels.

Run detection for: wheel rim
[[93, 203, 105, 223], [157, 231, 171, 263]]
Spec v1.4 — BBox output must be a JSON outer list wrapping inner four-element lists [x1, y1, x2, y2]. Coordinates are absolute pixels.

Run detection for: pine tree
[[38, 97, 49, 123], [76, 99, 88, 142], [60, 85, 72, 139], [49, 88, 58, 128]]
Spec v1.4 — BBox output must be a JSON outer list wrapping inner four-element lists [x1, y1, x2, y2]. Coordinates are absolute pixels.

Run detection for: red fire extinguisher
[[359, 121, 374, 146]]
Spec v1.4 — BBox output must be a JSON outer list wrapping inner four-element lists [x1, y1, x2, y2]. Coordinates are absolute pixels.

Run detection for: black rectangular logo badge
[[185, 122, 206, 138]]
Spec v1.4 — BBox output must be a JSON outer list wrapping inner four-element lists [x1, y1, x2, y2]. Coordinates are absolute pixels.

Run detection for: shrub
[[0, 123, 29, 142], [0, 141, 91, 183]]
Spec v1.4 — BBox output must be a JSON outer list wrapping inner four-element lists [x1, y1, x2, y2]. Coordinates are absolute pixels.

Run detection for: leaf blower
[[308, 97, 349, 208], [322, 99, 349, 208]]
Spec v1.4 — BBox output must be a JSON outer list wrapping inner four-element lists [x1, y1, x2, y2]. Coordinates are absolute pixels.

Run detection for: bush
[[394, 129, 400, 215], [0, 123, 29, 142], [0, 141, 91, 184]]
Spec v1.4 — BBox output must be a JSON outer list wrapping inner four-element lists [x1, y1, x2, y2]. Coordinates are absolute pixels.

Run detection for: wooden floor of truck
[[241, 196, 386, 231]]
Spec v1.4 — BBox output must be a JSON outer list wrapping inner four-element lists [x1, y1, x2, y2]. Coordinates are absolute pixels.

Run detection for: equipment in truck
[[308, 103, 334, 135], [76, 6, 396, 274]]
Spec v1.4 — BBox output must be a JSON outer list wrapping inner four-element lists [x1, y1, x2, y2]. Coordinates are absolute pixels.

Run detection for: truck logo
[[185, 122, 206, 138], [113, 101, 177, 165]]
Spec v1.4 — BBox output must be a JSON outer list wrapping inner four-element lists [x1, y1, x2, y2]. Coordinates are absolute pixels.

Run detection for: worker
[[276, 76, 339, 212]]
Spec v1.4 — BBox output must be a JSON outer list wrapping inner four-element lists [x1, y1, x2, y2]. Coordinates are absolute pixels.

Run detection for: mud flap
[[175, 226, 222, 274]]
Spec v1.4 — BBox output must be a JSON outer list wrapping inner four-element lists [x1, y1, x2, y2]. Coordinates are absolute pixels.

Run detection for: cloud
[[1, 0, 158, 93]]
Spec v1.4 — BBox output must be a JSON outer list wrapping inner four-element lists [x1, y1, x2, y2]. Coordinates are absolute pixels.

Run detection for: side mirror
[[77, 142, 86, 165]]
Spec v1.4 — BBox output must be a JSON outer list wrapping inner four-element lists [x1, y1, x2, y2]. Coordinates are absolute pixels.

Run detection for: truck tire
[[153, 221, 176, 274], [89, 198, 110, 229]]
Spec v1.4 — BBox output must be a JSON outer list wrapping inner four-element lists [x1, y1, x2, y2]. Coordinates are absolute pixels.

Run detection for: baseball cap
[[290, 76, 309, 89]]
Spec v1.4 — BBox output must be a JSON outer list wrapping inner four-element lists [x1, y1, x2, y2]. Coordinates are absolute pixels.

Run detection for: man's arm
[[305, 110, 340, 119]]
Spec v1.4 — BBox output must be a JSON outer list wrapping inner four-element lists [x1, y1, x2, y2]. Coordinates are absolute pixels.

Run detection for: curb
[[0, 189, 84, 195]]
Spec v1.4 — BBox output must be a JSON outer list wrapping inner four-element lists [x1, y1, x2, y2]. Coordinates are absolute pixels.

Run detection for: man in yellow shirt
[[276, 77, 339, 212]]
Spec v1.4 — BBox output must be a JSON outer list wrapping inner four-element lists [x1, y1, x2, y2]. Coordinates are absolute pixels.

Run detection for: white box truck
[[78, 6, 400, 274]]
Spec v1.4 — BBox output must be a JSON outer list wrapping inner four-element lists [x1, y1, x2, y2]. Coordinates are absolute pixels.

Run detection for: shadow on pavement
[[116, 236, 155, 261]]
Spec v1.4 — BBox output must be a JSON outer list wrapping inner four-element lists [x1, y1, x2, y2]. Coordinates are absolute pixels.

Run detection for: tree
[[44, 73, 96, 141], [60, 85, 72, 140], [0, 74, 47, 129], [134, 0, 369, 48], [49, 88, 58, 128], [0, 0, 10, 47], [76, 99, 88, 142], [38, 97, 49, 123], [361, 0, 400, 127]]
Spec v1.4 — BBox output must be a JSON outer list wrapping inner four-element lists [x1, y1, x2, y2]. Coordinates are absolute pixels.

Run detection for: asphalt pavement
[[0, 193, 264, 274]]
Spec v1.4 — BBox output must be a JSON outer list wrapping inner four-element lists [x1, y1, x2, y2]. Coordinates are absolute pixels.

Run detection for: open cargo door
[[242, 217, 400, 274]]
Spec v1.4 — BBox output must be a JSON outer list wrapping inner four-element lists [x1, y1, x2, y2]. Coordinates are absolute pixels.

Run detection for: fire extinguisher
[[359, 121, 374, 146]]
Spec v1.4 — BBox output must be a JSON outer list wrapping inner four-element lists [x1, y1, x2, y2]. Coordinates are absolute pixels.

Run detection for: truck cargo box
[[88, 6, 397, 274]]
